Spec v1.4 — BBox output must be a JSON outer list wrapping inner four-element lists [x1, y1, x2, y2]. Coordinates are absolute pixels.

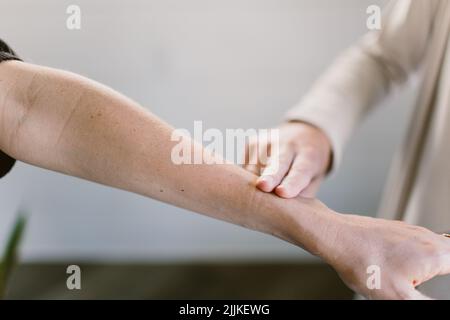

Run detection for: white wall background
[[0, 0, 419, 262]]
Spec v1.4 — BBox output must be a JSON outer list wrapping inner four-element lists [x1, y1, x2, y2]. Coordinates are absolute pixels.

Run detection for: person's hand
[[244, 122, 332, 198], [324, 213, 450, 300]]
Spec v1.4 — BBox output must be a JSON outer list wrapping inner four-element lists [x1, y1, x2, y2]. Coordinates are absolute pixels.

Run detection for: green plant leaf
[[0, 213, 27, 299]]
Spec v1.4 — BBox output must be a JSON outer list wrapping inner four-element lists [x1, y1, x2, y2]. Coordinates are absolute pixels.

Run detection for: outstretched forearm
[[0, 61, 337, 256], [2, 61, 450, 300]]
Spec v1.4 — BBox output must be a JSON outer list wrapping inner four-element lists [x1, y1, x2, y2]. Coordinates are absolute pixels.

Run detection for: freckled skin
[[1, 60, 450, 299]]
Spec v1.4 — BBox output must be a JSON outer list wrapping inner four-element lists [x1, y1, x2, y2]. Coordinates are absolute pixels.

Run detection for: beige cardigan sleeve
[[285, 0, 440, 172]]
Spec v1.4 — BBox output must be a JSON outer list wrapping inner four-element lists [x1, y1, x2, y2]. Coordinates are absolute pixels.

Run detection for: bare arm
[[2, 61, 450, 299], [0, 61, 330, 253]]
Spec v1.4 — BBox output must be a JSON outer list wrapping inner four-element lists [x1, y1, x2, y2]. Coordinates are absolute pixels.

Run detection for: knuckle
[[423, 242, 442, 260]]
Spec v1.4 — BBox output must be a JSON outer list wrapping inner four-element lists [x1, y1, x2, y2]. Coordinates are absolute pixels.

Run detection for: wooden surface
[[5, 262, 353, 299]]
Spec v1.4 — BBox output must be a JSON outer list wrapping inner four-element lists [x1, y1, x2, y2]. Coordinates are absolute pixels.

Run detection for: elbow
[[0, 61, 36, 156]]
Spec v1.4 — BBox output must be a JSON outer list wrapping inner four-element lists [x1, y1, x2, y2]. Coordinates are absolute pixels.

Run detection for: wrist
[[270, 197, 343, 260]]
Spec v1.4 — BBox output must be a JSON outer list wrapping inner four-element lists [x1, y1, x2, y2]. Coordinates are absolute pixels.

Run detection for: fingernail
[[258, 176, 273, 184], [275, 185, 291, 198], [257, 176, 275, 192]]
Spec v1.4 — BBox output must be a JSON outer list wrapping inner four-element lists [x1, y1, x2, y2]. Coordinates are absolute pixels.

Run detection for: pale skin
[[244, 121, 332, 198], [1, 61, 450, 299]]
